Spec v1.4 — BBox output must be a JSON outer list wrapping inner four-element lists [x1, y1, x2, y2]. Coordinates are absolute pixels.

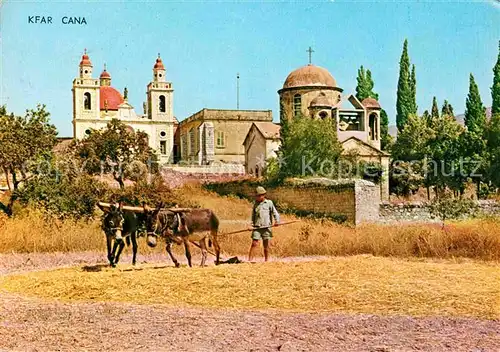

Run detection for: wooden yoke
[[97, 202, 192, 213]]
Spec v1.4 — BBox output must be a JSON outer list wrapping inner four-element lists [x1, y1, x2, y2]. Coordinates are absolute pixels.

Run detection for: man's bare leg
[[248, 239, 260, 262], [263, 239, 270, 262]]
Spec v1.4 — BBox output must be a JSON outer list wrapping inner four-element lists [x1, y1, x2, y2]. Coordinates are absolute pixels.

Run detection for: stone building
[[242, 122, 281, 176], [72, 51, 177, 163], [280, 63, 390, 200], [177, 109, 273, 165], [244, 63, 390, 200]]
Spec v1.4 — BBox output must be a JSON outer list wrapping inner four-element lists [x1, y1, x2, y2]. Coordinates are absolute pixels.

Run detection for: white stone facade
[[72, 52, 175, 164]]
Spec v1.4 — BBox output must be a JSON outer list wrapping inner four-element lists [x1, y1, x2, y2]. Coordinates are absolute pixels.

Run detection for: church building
[[72, 51, 177, 163], [244, 62, 390, 200]]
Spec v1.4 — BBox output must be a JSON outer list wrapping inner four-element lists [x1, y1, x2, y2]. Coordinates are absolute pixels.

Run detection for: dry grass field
[[1, 185, 500, 351], [2, 255, 499, 319], [1, 184, 499, 261]]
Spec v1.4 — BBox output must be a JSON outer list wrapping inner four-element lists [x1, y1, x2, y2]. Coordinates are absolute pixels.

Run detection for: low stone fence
[[379, 200, 500, 223], [204, 177, 380, 225], [160, 166, 249, 188]]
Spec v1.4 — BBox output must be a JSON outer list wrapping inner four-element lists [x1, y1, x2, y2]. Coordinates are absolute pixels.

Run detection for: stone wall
[[205, 177, 381, 225], [379, 200, 500, 223]]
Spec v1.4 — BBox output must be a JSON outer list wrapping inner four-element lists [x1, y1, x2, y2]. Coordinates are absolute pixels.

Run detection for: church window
[[83, 92, 91, 110], [293, 94, 301, 117], [319, 111, 328, 119], [160, 141, 167, 155], [216, 131, 225, 148], [84, 70, 88, 74], [159, 95, 166, 112], [159, 73, 162, 77], [85, 129, 91, 135], [369, 113, 378, 140], [160, 130, 166, 138]]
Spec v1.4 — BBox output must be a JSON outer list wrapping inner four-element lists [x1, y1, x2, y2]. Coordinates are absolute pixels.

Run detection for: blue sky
[[1, 1, 499, 137]]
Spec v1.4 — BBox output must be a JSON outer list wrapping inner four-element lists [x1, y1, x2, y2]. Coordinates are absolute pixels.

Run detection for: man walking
[[248, 186, 280, 262]]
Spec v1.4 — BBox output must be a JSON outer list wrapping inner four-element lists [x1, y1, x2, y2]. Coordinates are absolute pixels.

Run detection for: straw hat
[[255, 186, 267, 195]]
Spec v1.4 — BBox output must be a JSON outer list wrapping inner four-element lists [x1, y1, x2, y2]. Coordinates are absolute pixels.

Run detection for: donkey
[[143, 204, 221, 267], [98, 203, 143, 267]]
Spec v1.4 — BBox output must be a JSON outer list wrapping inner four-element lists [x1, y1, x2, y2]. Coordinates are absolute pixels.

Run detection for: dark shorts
[[251, 228, 273, 240]]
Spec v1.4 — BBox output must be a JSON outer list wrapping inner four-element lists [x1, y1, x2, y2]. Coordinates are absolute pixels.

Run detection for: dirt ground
[[1, 252, 499, 352]]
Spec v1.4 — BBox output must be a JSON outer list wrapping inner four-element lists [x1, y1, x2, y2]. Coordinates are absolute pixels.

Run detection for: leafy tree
[[277, 114, 342, 181], [431, 96, 440, 119], [429, 196, 479, 228], [0, 105, 57, 215], [486, 113, 500, 188], [426, 115, 464, 196], [441, 100, 454, 117], [492, 40, 500, 115], [390, 114, 431, 196], [72, 119, 158, 189], [396, 39, 416, 132], [464, 74, 486, 135]]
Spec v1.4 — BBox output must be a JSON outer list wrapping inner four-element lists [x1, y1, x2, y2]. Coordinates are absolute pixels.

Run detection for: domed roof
[[100, 86, 124, 111], [310, 92, 334, 107], [100, 69, 111, 79], [79, 53, 92, 66], [154, 57, 165, 70], [361, 97, 381, 109], [283, 64, 336, 89]]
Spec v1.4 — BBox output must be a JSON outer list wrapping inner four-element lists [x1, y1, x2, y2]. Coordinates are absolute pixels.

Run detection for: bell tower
[[72, 49, 100, 139], [146, 54, 175, 164]]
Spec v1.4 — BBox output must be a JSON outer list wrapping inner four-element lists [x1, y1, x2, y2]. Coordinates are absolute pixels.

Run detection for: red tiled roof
[[100, 86, 124, 111]]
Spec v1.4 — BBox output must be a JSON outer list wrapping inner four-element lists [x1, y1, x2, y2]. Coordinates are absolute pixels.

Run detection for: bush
[[15, 174, 107, 220], [429, 196, 479, 224]]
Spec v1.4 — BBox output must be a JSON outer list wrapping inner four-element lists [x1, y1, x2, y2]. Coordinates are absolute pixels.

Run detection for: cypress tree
[[431, 96, 440, 119], [396, 39, 412, 132], [365, 70, 379, 100], [356, 66, 379, 101], [492, 40, 500, 115], [380, 109, 390, 150], [441, 100, 454, 117], [356, 66, 368, 101], [464, 74, 486, 135], [410, 64, 417, 115]]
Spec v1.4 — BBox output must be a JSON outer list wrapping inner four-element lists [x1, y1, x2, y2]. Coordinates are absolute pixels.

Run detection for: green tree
[[380, 109, 392, 151], [354, 65, 389, 150], [277, 114, 342, 181], [355, 65, 379, 101], [390, 114, 431, 196], [492, 41, 500, 115], [410, 64, 418, 115], [396, 39, 416, 132], [0, 105, 58, 215], [441, 100, 454, 117], [464, 74, 486, 135], [72, 119, 158, 189], [486, 113, 500, 188], [431, 96, 440, 119]]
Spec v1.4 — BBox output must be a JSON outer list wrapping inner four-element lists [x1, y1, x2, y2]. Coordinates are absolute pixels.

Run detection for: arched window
[[293, 94, 301, 117], [83, 92, 91, 110], [159, 95, 166, 112], [319, 111, 328, 119], [369, 113, 378, 140]]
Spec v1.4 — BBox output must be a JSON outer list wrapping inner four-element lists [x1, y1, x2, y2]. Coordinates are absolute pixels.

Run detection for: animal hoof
[[175, 262, 180, 268]]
